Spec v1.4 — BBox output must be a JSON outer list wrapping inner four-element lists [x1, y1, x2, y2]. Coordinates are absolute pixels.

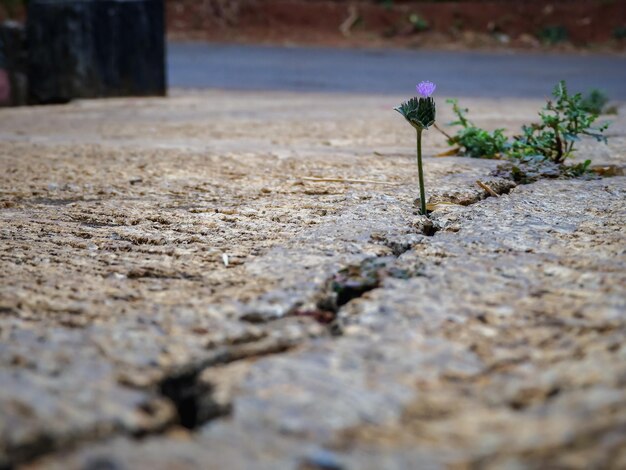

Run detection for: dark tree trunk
[[0, 20, 28, 106], [27, 0, 166, 104]]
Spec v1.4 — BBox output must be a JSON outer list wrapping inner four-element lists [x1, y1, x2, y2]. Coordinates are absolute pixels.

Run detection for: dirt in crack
[[324, 256, 422, 310], [159, 370, 223, 429], [157, 337, 300, 429]]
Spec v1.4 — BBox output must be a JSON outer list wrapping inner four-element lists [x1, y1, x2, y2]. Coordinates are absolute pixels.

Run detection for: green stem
[[416, 129, 427, 216]]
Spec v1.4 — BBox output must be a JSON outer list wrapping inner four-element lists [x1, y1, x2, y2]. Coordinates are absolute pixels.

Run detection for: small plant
[[538, 25, 568, 45], [580, 89, 609, 115], [613, 25, 626, 40], [408, 13, 429, 32], [395, 81, 437, 216], [563, 159, 593, 177], [440, 81, 610, 174], [444, 99, 508, 159], [509, 81, 609, 164]]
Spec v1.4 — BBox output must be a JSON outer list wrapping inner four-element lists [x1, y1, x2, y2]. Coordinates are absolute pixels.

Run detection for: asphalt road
[[167, 42, 626, 99]]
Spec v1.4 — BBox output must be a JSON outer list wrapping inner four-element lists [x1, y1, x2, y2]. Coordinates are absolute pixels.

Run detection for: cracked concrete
[[0, 90, 624, 469]]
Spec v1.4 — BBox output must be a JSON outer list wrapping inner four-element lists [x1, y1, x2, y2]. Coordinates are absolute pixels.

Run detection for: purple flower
[[416, 81, 436, 98]]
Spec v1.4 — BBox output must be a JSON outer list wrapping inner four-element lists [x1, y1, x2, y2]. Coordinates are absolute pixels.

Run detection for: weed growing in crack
[[442, 99, 508, 159], [395, 80, 437, 216], [439, 81, 610, 177], [509, 81, 609, 164]]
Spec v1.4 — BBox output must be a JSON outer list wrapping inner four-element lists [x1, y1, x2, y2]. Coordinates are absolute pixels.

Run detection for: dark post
[[0, 20, 28, 106], [27, 0, 166, 104]]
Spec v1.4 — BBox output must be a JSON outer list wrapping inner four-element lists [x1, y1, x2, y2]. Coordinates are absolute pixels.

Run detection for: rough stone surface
[[0, 91, 624, 468]]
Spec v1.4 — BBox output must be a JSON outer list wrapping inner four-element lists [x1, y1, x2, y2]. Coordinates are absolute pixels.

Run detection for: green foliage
[[442, 81, 610, 176], [408, 13, 429, 32], [509, 81, 609, 164], [445, 99, 508, 159], [538, 25, 568, 45], [563, 159, 593, 177], [614, 25, 626, 40], [581, 89, 609, 115]]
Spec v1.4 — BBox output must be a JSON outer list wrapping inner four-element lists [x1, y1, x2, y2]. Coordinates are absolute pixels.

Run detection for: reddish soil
[[2, 1, 624, 52], [166, 0, 626, 52]]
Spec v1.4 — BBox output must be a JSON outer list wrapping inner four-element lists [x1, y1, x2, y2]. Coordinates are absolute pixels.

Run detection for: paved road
[[168, 42, 626, 99]]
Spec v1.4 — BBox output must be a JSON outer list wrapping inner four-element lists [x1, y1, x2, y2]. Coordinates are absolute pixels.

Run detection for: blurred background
[[1, 0, 626, 106], [165, 0, 626, 50]]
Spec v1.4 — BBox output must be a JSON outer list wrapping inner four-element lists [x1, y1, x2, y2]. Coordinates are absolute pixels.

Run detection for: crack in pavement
[[0, 154, 516, 467], [1, 91, 624, 468], [40, 176, 622, 470]]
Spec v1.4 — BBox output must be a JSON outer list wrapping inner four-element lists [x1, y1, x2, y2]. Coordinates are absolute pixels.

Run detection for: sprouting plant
[[444, 99, 508, 159], [439, 81, 610, 174], [563, 159, 592, 177], [395, 81, 436, 216], [509, 81, 609, 164], [581, 89, 609, 115]]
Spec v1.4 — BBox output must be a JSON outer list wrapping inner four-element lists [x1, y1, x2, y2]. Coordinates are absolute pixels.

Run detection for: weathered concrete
[[0, 91, 624, 468]]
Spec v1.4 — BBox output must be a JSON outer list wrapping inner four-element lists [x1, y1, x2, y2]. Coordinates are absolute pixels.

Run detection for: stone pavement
[[0, 91, 624, 469]]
